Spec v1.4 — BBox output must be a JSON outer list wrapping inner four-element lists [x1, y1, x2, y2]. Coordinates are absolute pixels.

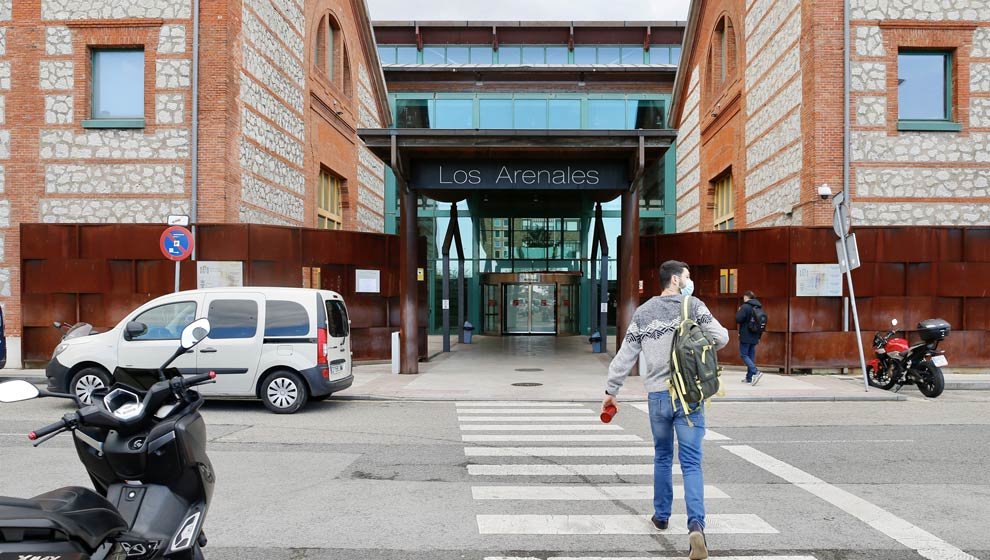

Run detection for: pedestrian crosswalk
[[457, 400, 804, 559]]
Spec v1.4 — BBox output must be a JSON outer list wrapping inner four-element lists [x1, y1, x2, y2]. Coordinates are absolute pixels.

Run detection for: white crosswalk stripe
[[464, 446, 654, 457], [456, 402, 585, 407], [467, 463, 675, 476], [460, 424, 623, 431], [457, 408, 597, 414], [459, 416, 602, 422], [485, 557, 817, 560], [472, 485, 729, 500], [629, 402, 732, 440], [463, 434, 644, 442], [477, 514, 779, 534]]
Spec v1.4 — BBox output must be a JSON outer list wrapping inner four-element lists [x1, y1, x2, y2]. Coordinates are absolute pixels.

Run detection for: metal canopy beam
[[441, 204, 466, 352]]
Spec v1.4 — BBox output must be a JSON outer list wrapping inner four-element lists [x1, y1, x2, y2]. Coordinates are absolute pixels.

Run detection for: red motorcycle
[[866, 318, 949, 398]]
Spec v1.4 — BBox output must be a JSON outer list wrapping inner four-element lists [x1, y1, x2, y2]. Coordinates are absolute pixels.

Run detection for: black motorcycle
[[0, 318, 217, 559]]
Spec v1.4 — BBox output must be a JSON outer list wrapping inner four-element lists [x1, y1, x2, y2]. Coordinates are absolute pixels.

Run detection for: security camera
[[817, 184, 832, 200]]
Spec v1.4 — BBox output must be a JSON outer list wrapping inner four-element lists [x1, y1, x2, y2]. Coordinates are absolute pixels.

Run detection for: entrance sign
[[796, 264, 843, 297], [411, 160, 628, 190], [197, 261, 243, 289], [355, 269, 381, 293], [160, 226, 194, 261]]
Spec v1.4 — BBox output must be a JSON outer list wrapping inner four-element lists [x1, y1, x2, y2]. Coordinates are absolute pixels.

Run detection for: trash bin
[[589, 331, 602, 353], [463, 321, 475, 344]]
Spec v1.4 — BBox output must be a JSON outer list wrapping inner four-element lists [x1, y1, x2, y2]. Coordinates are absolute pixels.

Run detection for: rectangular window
[[514, 98, 548, 129], [651, 47, 670, 65], [573, 47, 596, 64], [597, 47, 621, 64], [621, 47, 644, 64], [549, 99, 581, 128], [207, 300, 259, 340], [396, 46, 418, 64], [522, 46, 545, 64], [435, 99, 473, 128], [445, 46, 469, 64], [470, 46, 493, 63], [480, 98, 512, 128], [377, 46, 396, 64], [713, 174, 734, 231], [395, 98, 432, 128], [497, 46, 522, 64], [264, 300, 311, 337], [588, 99, 626, 129], [670, 46, 682, 64], [326, 300, 349, 338], [318, 170, 343, 230], [545, 47, 568, 64], [423, 46, 445, 64], [88, 48, 145, 128], [898, 50, 958, 131], [719, 268, 738, 294], [630, 99, 665, 129]]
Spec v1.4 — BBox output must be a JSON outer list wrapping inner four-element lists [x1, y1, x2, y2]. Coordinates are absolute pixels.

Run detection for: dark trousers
[[740, 342, 758, 380]]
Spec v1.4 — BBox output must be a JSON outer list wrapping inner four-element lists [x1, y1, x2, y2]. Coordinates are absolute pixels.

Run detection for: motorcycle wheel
[[867, 364, 897, 390], [917, 363, 945, 398]]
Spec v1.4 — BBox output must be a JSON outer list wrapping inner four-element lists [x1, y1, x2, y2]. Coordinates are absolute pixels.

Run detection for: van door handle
[[199, 347, 218, 353]]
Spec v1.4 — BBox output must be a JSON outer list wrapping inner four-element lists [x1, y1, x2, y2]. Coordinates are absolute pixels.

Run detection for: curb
[[944, 382, 990, 391], [328, 394, 909, 403]]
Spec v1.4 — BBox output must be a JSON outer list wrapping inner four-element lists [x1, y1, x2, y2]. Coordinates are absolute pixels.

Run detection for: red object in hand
[[208, 371, 217, 380], [600, 404, 618, 423]]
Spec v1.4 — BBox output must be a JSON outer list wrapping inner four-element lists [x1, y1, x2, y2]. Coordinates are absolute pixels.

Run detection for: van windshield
[[326, 300, 349, 338]]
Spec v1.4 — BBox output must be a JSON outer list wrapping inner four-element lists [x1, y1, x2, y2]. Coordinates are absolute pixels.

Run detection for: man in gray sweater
[[602, 260, 728, 560]]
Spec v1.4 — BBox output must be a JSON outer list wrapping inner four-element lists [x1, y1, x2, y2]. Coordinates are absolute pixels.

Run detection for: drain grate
[[514, 368, 544, 372], [511, 382, 543, 387]]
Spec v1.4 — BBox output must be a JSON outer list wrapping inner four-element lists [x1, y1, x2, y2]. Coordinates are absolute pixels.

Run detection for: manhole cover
[[514, 368, 544, 372], [511, 382, 543, 387]]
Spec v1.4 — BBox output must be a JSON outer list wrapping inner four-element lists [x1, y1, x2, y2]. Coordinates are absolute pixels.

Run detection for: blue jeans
[[740, 342, 758, 381], [647, 391, 705, 529]]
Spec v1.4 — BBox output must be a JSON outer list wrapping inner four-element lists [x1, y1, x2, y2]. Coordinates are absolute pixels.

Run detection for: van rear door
[[196, 293, 265, 396], [324, 298, 351, 379]]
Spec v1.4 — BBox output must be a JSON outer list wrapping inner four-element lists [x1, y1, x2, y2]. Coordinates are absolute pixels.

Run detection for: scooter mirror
[[180, 318, 212, 350], [891, 319, 899, 327], [0, 380, 40, 403]]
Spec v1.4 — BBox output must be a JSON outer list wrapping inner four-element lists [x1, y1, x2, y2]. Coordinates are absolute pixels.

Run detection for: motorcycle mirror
[[0, 380, 41, 403], [53, 321, 62, 329], [180, 318, 212, 350], [891, 319, 898, 327]]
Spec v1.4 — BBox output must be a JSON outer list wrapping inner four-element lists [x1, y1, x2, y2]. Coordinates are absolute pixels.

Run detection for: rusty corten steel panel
[[198, 225, 250, 261], [936, 263, 990, 297], [80, 225, 165, 260], [789, 228, 835, 262], [739, 228, 790, 264], [848, 263, 907, 297], [963, 229, 990, 262], [21, 224, 79, 259], [249, 225, 301, 261], [717, 331, 787, 368], [23, 259, 109, 294], [964, 298, 990, 330], [22, 293, 76, 328], [788, 297, 844, 332]]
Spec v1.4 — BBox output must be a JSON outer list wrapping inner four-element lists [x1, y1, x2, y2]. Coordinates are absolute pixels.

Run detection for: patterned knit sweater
[[606, 294, 729, 396]]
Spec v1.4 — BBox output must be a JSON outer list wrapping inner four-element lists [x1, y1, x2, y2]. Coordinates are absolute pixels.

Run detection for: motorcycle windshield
[[64, 323, 94, 340]]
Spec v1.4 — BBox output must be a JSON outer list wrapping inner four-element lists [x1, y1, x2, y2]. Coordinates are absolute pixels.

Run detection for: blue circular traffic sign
[[161, 226, 194, 261]]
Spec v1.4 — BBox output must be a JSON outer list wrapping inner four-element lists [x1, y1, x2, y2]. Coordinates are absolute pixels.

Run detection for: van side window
[[326, 300, 349, 337], [207, 300, 259, 339], [131, 301, 197, 341], [264, 300, 310, 337]]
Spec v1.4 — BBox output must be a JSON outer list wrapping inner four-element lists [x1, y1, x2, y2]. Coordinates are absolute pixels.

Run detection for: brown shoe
[[688, 521, 708, 559]]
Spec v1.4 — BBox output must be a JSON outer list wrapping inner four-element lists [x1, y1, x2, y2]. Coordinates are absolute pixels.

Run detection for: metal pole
[[174, 261, 181, 293], [442, 251, 450, 352], [191, 0, 201, 260], [837, 212, 869, 391], [599, 249, 608, 354], [843, 0, 851, 206]]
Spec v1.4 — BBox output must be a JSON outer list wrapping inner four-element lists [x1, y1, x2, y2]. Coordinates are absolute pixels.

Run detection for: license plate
[[330, 363, 344, 374], [931, 355, 948, 367]]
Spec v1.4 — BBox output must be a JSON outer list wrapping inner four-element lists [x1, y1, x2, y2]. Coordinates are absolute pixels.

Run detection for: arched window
[[706, 15, 737, 99], [314, 14, 352, 96], [315, 16, 335, 79]]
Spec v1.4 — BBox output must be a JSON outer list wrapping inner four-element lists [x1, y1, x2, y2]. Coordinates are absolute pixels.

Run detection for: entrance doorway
[[504, 284, 556, 334]]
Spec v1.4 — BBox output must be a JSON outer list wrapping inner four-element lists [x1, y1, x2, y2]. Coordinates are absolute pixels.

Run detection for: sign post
[[161, 225, 195, 293], [831, 190, 869, 391]]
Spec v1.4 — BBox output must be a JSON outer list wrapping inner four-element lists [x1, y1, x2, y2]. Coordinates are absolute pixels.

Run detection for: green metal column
[[664, 140, 677, 233]]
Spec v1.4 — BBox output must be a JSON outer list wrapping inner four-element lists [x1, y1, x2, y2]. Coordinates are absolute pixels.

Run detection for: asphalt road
[[0, 388, 987, 560]]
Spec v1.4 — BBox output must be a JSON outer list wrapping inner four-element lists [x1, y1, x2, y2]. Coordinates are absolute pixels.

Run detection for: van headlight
[[52, 343, 68, 358]]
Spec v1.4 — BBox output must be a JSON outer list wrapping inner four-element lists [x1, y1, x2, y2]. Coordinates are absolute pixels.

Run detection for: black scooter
[[0, 318, 217, 559]]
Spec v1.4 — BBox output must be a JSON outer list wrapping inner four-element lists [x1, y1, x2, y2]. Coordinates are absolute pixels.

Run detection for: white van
[[45, 288, 353, 414]]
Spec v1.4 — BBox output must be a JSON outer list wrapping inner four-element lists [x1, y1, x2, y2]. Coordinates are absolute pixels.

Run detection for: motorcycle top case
[[918, 318, 951, 342]]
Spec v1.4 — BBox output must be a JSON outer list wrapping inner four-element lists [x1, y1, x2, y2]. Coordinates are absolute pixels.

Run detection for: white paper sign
[[197, 261, 243, 289], [600, 303, 608, 313], [442, 299, 450, 310], [355, 269, 381, 293], [796, 264, 842, 297]]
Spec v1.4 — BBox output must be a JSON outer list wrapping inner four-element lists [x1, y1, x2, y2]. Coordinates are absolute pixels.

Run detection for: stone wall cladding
[[241, 174, 304, 222], [746, 141, 802, 196], [240, 205, 294, 226], [852, 131, 990, 163], [679, 207, 700, 232], [357, 186, 383, 210], [973, 27, 990, 57], [746, 79, 801, 143], [678, 187, 700, 214], [745, 3, 800, 85], [41, 0, 191, 20], [0, 269, 10, 297], [0, 28, 6, 56], [156, 94, 184, 125], [243, 44, 303, 113], [856, 96, 887, 126], [242, 107, 303, 166], [242, 0, 304, 60], [0, 62, 9, 90], [272, 0, 304, 36], [0, 2, 8, 21], [0, 166, 5, 192], [746, 0, 799, 59], [239, 139, 305, 194], [851, 202, 990, 225], [40, 61, 73, 90], [358, 104, 379, 129], [0, 131, 9, 159], [356, 205, 384, 232], [858, 168, 990, 198], [40, 129, 190, 160], [851, 62, 886, 92], [971, 63, 990, 93], [850, 1, 988, 21], [157, 25, 186, 54], [357, 165, 384, 197], [40, 199, 190, 223], [0, 200, 8, 226], [358, 64, 373, 90], [748, 111, 801, 169], [239, 75, 304, 140], [45, 164, 185, 194], [156, 59, 191, 89], [358, 145, 385, 179], [972, 98, 990, 127], [855, 25, 885, 57], [243, 10, 304, 87], [45, 27, 72, 55], [748, 49, 800, 114], [747, 178, 800, 223], [45, 95, 73, 124], [676, 68, 701, 233], [0, 96, 5, 124]]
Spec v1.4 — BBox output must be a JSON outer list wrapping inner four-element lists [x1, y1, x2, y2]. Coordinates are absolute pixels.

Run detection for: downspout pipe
[[191, 0, 201, 259], [843, 0, 850, 205]]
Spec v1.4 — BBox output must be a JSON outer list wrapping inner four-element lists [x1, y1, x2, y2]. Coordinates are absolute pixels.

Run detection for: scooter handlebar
[[183, 371, 217, 387], [28, 414, 75, 441]]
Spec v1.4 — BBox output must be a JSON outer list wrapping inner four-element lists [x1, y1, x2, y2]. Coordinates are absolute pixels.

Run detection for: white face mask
[[680, 277, 695, 297]]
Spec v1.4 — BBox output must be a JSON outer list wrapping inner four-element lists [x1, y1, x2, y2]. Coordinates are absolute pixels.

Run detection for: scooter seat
[[0, 486, 127, 549]]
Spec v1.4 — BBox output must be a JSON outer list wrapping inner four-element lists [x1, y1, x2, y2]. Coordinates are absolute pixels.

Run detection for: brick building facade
[[0, 0, 390, 367], [671, 0, 990, 232]]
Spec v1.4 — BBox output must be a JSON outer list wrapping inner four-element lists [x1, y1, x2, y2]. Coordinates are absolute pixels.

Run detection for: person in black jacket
[[736, 291, 764, 385]]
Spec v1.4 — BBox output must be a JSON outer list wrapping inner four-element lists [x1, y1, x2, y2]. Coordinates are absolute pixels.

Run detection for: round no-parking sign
[[161, 226, 194, 261]]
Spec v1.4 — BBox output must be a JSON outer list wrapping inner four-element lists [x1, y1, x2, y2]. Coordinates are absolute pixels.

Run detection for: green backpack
[[669, 295, 722, 417]]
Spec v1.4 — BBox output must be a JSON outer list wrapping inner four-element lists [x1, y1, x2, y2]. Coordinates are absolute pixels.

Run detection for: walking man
[[736, 290, 765, 385], [602, 260, 728, 559]]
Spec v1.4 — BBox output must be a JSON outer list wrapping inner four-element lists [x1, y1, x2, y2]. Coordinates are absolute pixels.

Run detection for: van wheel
[[260, 371, 308, 414], [70, 367, 111, 405]]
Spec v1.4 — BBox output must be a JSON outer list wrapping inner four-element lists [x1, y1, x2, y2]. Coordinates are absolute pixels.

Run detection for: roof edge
[[354, 0, 394, 128], [372, 20, 688, 28], [669, 0, 701, 129]]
